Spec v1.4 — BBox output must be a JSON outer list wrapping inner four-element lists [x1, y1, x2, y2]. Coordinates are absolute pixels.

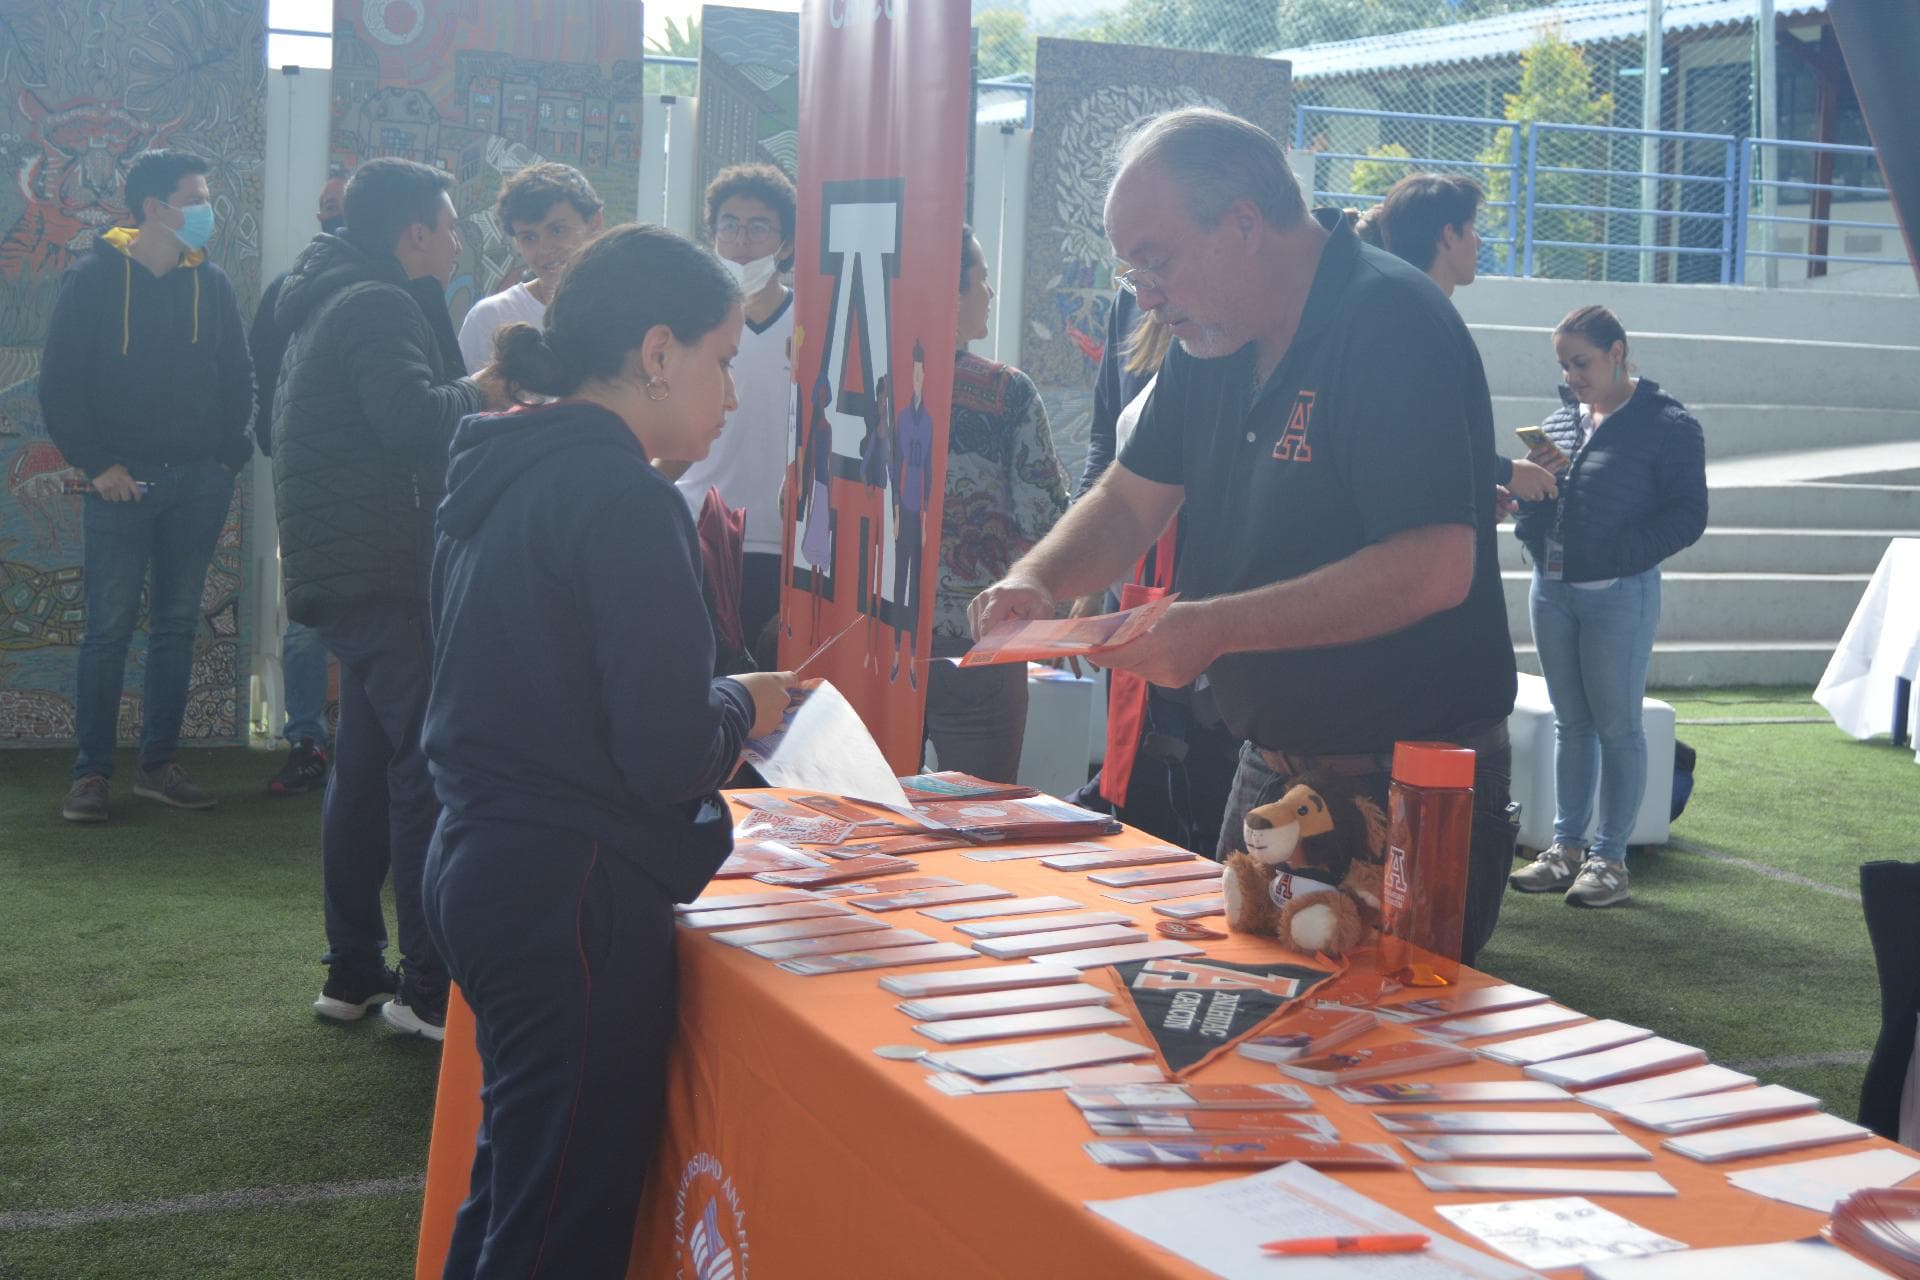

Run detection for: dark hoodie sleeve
[[209, 268, 255, 472], [38, 260, 113, 479], [578, 488, 754, 805], [1616, 403, 1708, 572], [249, 276, 287, 456], [333, 287, 483, 457]]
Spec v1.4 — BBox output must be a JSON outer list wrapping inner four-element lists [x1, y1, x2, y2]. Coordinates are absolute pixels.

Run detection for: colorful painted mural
[[1018, 38, 1291, 484], [0, 0, 264, 746], [330, 0, 648, 325], [696, 4, 799, 200]]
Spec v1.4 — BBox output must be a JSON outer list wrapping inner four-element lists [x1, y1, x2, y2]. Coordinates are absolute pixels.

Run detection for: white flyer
[[1435, 1197, 1685, 1272], [738, 681, 909, 808], [1086, 1161, 1539, 1280], [1725, 1147, 1920, 1212]]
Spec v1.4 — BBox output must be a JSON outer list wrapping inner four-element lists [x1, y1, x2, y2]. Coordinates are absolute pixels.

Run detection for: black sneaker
[[268, 740, 329, 796], [381, 982, 447, 1043], [314, 964, 398, 1023]]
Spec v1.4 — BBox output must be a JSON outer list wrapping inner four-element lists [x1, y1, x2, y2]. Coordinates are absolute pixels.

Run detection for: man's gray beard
[[1178, 324, 1235, 359]]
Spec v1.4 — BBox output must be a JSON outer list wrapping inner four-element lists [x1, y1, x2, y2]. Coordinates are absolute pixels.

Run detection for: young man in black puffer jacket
[[272, 157, 497, 1039]]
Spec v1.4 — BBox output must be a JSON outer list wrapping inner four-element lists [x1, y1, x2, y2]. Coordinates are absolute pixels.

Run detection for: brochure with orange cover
[[1082, 1110, 1337, 1139], [1066, 1082, 1314, 1111], [1237, 1007, 1378, 1065], [712, 841, 831, 879], [898, 771, 1038, 802], [1277, 1038, 1474, 1086], [914, 796, 1121, 843], [961, 595, 1179, 667], [754, 854, 921, 887], [1084, 1136, 1403, 1169]]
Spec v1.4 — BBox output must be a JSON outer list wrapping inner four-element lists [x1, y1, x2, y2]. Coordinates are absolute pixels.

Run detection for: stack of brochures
[[1828, 1187, 1920, 1275]]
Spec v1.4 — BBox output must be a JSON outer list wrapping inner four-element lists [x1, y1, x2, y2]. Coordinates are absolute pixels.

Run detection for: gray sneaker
[[1566, 857, 1631, 908], [61, 775, 109, 823], [1510, 843, 1582, 893], [132, 761, 217, 810]]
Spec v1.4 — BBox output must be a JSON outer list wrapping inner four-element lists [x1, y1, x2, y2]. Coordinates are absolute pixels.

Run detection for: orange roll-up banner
[[776, 0, 971, 771]]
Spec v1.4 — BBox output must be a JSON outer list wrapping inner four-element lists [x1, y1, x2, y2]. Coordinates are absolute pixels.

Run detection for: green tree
[[1347, 143, 1412, 199], [1479, 29, 1614, 279], [976, 9, 1036, 81], [646, 17, 700, 98]]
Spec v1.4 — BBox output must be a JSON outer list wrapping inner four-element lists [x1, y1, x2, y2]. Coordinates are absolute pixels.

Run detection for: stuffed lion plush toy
[[1223, 771, 1389, 955]]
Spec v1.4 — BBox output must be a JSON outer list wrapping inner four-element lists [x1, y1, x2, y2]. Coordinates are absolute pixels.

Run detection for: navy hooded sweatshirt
[[423, 401, 754, 903], [39, 226, 253, 479]]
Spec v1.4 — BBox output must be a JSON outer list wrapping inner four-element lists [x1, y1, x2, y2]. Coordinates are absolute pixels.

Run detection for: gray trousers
[[924, 657, 1029, 785]]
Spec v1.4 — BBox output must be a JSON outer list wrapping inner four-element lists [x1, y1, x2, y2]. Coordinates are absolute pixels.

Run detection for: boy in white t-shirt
[[458, 163, 604, 373], [667, 163, 797, 667]]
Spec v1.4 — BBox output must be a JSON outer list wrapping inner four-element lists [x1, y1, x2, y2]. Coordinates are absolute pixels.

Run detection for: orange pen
[[1261, 1234, 1430, 1256]]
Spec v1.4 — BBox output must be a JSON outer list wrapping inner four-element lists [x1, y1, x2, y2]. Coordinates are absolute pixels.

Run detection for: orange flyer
[[960, 595, 1180, 667]]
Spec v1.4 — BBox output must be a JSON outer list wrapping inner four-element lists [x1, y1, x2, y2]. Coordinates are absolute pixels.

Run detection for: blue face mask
[[171, 202, 215, 251]]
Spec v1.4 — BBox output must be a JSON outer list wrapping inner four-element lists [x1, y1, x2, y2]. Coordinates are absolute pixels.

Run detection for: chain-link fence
[[952, 0, 1904, 287]]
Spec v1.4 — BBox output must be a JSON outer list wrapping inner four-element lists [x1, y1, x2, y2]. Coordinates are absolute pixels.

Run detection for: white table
[[1816, 538, 1920, 764], [1506, 672, 1676, 852]]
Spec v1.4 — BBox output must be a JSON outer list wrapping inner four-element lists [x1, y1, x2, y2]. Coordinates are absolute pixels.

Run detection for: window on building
[[268, 0, 333, 70]]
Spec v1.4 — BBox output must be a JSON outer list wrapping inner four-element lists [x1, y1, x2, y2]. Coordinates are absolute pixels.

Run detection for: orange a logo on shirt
[[1272, 390, 1314, 463]]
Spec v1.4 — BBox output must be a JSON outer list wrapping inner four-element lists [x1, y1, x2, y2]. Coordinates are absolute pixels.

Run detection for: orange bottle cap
[[1391, 741, 1476, 790]]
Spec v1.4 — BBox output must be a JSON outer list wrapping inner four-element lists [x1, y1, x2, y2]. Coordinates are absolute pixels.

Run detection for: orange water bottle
[[1379, 742, 1476, 987]]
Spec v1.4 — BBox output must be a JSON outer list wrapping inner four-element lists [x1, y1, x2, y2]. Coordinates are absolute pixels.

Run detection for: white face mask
[[722, 252, 780, 296]]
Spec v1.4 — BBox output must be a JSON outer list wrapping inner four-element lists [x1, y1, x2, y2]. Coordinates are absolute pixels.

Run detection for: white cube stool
[[1506, 672, 1675, 852]]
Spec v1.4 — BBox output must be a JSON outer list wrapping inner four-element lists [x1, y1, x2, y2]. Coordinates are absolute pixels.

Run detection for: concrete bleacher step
[[1470, 324, 1920, 411], [1500, 570, 1870, 644], [1457, 277, 1920, 349], [1495, 527, 1914, 575], [1488, 399, 1920, 463], [1513, 640, 1837, 687], [1704, 483, 1920, 530]]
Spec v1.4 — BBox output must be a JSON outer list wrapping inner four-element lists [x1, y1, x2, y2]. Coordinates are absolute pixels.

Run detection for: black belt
[[1255, 719, 1509, 780]]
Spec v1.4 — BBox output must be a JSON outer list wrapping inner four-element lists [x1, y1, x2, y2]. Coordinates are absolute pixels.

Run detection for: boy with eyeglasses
[[668, 163, 798, 667]]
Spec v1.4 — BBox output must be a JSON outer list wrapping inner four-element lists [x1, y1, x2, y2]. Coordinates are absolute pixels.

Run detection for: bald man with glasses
[[972, 109, 1519, 965]]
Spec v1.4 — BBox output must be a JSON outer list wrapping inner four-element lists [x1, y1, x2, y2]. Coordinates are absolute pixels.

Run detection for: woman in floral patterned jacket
[[921, 225, 1070, 782]]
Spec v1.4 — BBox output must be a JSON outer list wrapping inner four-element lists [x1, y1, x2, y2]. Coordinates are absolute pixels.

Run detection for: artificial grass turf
[[2, 701, 1910, 1275], [0, 1193, 422, 1280], [0, 748, 441, 1223]]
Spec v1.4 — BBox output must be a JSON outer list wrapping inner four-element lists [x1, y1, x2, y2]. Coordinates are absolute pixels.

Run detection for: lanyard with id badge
[[1540, 414, 1589, 581]]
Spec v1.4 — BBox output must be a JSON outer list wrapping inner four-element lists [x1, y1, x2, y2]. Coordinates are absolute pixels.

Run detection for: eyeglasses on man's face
[[716, 215, 780, 246]]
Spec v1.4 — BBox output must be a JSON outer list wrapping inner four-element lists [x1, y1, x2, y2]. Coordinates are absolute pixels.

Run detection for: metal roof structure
[[1271, 0, 1828, 80]]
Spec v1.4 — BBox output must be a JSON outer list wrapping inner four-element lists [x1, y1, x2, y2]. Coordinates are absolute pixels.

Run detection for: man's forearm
[[1190, 524, 1475, 657], [1009, 469, 1172, 602]]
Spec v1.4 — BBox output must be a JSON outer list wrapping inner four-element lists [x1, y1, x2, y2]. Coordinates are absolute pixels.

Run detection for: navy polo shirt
[[1118, 210, 1516, 755]]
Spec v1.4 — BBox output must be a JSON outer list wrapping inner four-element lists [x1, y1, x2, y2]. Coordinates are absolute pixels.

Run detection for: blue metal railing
[[1734, 137, 1905, 282], [1294, 105, 1523, 275]]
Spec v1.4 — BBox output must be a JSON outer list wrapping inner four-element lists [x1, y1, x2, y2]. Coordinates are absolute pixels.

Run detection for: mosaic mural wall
[[1019, 39, 1291, 484], [330, 0, 648, 325], [696, 4, 799, 200], [0, 0, 264, 746]]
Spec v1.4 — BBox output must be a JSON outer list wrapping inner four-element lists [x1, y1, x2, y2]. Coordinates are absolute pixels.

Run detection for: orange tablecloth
[[415, 804, 1886, 1279]]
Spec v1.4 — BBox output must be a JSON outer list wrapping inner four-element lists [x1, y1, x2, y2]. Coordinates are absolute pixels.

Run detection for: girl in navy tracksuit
[[1509, 306, 1707, 909], [421, 224, 793, 1279]]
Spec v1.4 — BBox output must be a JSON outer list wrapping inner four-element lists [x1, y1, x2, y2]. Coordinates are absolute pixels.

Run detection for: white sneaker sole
[[314, 992, 393, 1022], [1566, 887, 1631, 908], [380, 1001, 446, 1042]]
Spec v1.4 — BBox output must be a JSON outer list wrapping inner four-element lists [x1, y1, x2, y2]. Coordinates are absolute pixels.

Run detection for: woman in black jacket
[[1508, 306, 1707, 908], [421, 224, 795, 1278]]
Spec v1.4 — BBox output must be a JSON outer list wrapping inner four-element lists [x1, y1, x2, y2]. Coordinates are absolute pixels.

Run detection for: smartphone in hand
[[1513, 425, 1568, 472]]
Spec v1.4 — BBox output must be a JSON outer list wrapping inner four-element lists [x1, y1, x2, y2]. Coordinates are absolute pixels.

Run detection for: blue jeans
[[281, 619, 331, 746], [314, 600, 442, 992], [1530, 568, 1662, 864], [73, 460, 234, 779]]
